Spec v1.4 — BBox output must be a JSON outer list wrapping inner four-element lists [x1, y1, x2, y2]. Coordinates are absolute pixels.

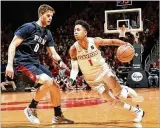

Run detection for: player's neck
[[78, 37, 88, 50], [36, 20, 46, 28]]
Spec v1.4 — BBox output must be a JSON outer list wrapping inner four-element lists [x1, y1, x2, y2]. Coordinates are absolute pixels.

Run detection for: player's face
[[41, 10, 53, 26], [153, 62, 156, 67], [74, 25, 87, 40]]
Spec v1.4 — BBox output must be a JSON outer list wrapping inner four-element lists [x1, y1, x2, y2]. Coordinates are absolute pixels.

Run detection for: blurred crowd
[[1, 1, 159, 91]]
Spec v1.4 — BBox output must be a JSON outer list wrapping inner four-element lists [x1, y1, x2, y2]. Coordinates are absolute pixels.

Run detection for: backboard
[[104, 8, 143, 33]]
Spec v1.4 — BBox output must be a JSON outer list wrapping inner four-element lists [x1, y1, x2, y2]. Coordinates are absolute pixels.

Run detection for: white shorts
[[84, 63, 117, 88]]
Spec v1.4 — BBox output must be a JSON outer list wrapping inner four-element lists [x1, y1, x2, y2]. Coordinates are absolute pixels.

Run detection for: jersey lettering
[[34, 35, 46, 45], [77, 50, 98, 60]]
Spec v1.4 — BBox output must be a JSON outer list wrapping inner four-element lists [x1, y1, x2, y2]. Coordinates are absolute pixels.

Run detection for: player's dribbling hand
[[5, 64, 14, 79]]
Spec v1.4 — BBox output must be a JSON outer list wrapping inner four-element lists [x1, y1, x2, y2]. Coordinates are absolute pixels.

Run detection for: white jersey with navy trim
[[74, 37, 114, 85]]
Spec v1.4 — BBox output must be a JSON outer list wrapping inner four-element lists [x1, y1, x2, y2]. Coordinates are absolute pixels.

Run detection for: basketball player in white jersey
[[69, 20, 144, 123]]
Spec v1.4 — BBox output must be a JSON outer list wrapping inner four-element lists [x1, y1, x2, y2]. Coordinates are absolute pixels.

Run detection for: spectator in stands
[[0, 81, 16, 91], [0, 77, 16, 91], [156, 58, 160, 69], [148, 62, 159, 87]]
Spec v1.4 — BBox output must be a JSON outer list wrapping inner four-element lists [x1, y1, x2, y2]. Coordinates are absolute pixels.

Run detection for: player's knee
[[36, 74, 53, 87]]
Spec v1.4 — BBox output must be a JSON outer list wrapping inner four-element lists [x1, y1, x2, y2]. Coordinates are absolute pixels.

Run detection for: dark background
[[2, 1, 88, 30], [1, 1, 148, 31]]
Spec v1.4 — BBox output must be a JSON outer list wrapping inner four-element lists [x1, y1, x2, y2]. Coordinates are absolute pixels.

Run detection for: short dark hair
[[38, 4, 55, 17], [75, 20, 90, 31]]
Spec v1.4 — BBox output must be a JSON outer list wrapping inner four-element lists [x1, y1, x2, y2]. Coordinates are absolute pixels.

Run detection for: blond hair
[[38, 4, 55, 17]]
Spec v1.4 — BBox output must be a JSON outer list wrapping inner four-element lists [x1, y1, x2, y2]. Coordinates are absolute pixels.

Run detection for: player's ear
[[85, 31, 87, 35], [39, 13, 43, 18]]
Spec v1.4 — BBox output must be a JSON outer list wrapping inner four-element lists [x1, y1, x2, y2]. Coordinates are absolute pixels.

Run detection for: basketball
[[116, 44, 135, 62]]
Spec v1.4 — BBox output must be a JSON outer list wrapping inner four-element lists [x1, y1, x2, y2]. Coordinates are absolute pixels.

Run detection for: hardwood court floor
[[1, 88, 160, 128]]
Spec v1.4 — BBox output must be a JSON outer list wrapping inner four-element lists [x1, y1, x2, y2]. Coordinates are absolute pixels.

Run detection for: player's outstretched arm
[[95, 37, 129, 47], [47, 46, 69, 70], [6, 35, 23, 79], [68, 45, 79, 87]]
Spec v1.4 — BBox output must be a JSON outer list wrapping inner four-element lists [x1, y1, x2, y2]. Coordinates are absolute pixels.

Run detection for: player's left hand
[[59, 60, 70, 70]]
